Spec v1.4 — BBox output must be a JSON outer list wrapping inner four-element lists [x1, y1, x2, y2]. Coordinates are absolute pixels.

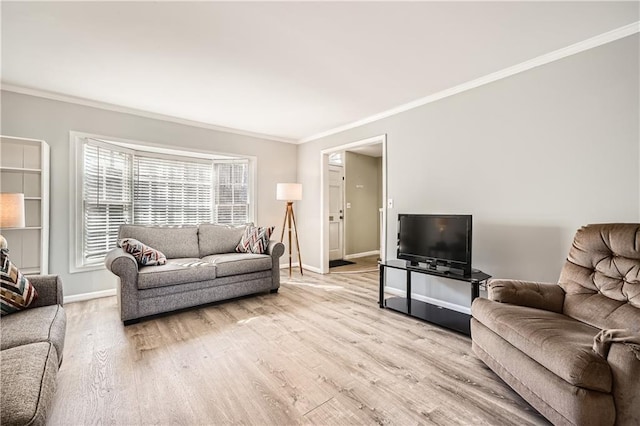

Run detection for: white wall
[[0, 91, 297, 297], [297, 34, 640, 286]]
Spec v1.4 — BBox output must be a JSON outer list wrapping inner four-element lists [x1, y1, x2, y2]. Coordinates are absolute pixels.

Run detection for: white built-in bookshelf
[[0, 136, 50, 275]]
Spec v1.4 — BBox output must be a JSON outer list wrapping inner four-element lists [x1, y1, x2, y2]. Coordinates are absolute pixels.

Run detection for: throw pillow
[[235, 225, 274, 254], [118, 238, 167, 266], [0, 250, 38, 316]]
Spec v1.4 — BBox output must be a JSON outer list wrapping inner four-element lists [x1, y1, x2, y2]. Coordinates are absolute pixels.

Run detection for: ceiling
[[2, 2, 638, 143]]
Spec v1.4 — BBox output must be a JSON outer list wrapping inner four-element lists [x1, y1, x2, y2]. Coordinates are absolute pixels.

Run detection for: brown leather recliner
[[471, 223, 640, 426]]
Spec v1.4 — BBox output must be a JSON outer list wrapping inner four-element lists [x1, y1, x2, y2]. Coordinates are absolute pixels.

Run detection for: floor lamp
[[277, 183, 303, 276]]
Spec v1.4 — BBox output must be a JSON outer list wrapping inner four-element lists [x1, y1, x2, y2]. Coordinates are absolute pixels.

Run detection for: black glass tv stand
[[379, 259, 491, 336]]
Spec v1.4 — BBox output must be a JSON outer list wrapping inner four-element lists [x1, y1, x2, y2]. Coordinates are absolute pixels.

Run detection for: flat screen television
[[397, 214, 472, 276]]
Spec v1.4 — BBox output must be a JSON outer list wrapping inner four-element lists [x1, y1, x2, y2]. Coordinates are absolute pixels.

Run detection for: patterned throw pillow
[[118, 238, 167, 266], [1, 250, 38, 316], [235, 225, 274, 254]]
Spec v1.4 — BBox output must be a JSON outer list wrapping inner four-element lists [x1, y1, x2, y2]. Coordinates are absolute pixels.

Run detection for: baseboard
[[64, 288, 116, 304], [301, 263, 323, 274], [344, 250, 380, 260], [384, 286, 471, 315], [279, 262, 323, 274]]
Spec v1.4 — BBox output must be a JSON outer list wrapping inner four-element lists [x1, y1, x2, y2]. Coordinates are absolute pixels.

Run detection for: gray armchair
[[471, 223, 640, 426], [1, 274, 67, 426]]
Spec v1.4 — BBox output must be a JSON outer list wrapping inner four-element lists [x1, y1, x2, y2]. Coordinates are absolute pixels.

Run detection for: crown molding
[[0, 84, 297, 144], [298, 21, 640, 144], [2, 21, 637, 146]]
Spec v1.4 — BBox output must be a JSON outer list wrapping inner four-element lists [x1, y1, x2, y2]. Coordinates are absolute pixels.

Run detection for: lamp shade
[[0, 193, 26, 228], [276, 183, 302, 201]]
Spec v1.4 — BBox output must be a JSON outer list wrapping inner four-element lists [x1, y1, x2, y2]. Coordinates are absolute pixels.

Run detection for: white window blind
[[77, 136, 254, 270], [83, 142, 132, 264], [134, 155, 213, 225], [213, 160, 249, 225]]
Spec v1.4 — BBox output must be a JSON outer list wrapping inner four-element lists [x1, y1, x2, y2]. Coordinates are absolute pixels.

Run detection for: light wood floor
[[49, 270, 548, 425]]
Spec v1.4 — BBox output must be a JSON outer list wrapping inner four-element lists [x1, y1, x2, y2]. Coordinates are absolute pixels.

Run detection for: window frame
[[69, 131, 257, 273]]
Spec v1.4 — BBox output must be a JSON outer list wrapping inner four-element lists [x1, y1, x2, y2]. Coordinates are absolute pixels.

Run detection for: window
[[82, 142, 132, 264], [213, 161, 249, 224], [71, 133, 254, 271], [133, 154, 213, 225], [328, 152, 343, 166]]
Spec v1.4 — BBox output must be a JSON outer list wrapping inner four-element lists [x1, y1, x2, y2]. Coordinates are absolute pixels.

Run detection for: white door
[[329, 165, 344, 261]]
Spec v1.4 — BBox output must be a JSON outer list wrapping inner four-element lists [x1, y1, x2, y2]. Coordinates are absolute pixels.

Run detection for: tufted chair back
[[558, 223, 640, 331]]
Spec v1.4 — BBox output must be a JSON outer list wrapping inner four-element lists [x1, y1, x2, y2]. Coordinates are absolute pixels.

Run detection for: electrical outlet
[[346, 202, 352, 209]]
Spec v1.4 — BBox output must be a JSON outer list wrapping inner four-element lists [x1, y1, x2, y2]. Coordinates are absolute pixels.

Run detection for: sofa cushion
[[1, 342, 59, 426], [198, 224, 247, 257], [471, 320, 615, 426], [137, 258, 217, 290], [472, 298, 612, 393], [1, 251, 38, 316], [202, 253, 272, 278], [118, 238, 167, 266], [137, 271, 272, 299], [118, 225, 199, 259], [0, 305, 66, 362]]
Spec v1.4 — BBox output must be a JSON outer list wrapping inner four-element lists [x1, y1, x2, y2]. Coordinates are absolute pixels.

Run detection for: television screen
[[397, 214, 472, 273]]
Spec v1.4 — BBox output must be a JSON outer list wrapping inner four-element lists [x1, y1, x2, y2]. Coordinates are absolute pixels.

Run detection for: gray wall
[[297, 34, 640, 284], [0, 91, 297, 297], [344, 151, 381, 256]]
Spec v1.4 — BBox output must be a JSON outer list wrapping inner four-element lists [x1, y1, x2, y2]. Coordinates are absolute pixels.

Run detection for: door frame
[[320, 134, 387, 274]]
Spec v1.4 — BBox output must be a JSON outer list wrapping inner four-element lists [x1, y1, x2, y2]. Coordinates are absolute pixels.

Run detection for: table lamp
[[0, 193, 26, 251]]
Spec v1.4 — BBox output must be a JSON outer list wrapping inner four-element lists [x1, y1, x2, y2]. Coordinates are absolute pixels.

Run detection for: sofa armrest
[[607, 339, 640, 425], [105, 248, 138, 277], [266, 240, 285, 290], [105, 248, 140, 322], [487, 279, 565, 313], [27, 275, 64, 308], [267, 240, 285, 259], [104, 248, 139, 295]]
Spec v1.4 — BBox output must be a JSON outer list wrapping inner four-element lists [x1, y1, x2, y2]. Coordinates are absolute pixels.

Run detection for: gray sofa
[[0, 275, 67, 426], [105, 224, 285, 324]]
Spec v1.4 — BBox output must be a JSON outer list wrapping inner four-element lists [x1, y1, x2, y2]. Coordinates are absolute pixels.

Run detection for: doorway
[[328, 164, 344, 262], [320, 135, 387, 274]]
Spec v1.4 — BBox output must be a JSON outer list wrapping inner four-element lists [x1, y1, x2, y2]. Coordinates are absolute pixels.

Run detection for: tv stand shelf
[[379, 259, 491, 335]]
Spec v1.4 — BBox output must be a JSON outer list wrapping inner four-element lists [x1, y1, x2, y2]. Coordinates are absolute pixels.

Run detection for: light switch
[[346, 202, 352, 209], [387, 199, 393, 208]]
